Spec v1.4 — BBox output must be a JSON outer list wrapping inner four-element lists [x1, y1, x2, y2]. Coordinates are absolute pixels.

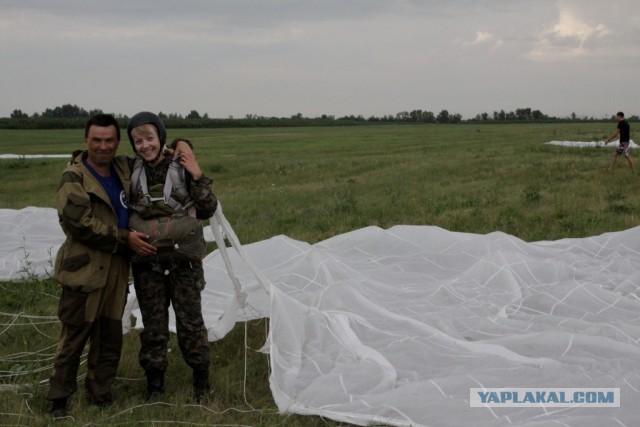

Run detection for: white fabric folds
[[2, 207, 639, 426]]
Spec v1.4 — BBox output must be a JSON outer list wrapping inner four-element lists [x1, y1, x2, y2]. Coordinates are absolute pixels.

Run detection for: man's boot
[[49, 397, 68, 419], [192, 368, 210, 403], [145, 367, 165, 401]]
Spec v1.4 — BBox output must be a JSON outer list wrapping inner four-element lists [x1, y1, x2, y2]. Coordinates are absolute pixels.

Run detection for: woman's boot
[[145, 367, 165, 401], [192, 368, 210, 403]]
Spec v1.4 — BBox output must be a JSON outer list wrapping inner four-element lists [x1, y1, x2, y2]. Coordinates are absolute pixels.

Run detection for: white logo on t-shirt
[[120, 190, 128, 209]]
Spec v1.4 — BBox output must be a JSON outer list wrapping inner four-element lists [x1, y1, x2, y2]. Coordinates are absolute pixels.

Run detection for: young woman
[[127, 112, 217, 402]]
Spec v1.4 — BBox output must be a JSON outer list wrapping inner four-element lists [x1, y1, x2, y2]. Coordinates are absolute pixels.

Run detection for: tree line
[[1, 104, 631, 130]]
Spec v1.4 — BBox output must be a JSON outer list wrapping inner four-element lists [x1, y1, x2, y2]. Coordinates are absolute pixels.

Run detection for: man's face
[[85, 125, 119, 168]]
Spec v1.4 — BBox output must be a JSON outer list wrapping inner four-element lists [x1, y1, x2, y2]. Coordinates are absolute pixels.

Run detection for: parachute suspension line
[[264, 318, 271, 373], [205, 202, 271, 340], [209, 202, 270, 410], [242, 320, 256, 410], [210, 213, 247, 308], [210, 203, 272, 299]]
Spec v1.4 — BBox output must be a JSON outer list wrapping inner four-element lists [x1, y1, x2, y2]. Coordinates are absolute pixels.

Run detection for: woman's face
[[132, 124, 163, 164]]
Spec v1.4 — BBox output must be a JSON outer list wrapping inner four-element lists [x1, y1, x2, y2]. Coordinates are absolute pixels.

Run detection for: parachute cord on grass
[[264, 318, 271, 373], [96, 400, 261, 425], [21, 391, 41, 423], [0, 349, 86, 395], [26, 313, 58, 339], [242, 320, 256, 410], [240, 313, 271, 411], [0, 311, 22, 337], [0, 311, 58, 338], [0, 316, 60, 390]]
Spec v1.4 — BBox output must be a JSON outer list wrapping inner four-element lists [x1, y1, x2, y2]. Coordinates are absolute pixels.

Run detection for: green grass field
[[1, 123, 638, 425]]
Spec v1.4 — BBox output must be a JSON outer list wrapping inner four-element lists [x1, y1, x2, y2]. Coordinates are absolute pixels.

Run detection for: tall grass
[[0, 123, 637, 424]]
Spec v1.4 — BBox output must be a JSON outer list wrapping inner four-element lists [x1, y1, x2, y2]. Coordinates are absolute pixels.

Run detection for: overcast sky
[[2, 0, 639, 120]]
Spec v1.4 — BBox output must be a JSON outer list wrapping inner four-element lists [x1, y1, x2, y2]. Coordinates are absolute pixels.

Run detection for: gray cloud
[[2, 0, 640, 119]]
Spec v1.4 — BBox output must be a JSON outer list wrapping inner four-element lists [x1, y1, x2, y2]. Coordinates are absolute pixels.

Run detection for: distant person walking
[[605, 111, 635, 172]]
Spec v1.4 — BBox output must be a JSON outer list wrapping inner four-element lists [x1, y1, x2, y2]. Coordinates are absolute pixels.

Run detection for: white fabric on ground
[[0, 207, 63, 280], [546, 139, 637, 148], [2, 206, 639, 426], [0, 154, 70, 159]]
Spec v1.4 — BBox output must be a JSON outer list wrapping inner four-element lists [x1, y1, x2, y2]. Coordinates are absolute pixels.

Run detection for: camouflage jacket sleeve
[[189, 174, 218, 220], [56, 165, 130, 254]]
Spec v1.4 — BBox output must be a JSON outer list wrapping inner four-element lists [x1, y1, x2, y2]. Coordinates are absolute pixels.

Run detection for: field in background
[[1, 123, 639, 425], [1, 123, 637, 242]]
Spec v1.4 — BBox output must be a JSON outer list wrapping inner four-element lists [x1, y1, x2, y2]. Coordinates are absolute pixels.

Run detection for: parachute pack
[[129, 157, 207, 264]]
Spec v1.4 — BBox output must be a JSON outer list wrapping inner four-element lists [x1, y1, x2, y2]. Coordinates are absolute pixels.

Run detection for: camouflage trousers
[[132, 260, 210, 372], [47, 257, 128, 401]]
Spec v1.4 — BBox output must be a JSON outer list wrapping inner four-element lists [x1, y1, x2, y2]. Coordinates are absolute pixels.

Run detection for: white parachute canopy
[[1, 206, 639, 427], [546, 139, 637, 148]]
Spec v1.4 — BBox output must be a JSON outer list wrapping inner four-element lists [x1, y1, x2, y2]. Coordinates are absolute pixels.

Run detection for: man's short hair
[[85, 114, 121, 141], [617, 111, 625, 118]]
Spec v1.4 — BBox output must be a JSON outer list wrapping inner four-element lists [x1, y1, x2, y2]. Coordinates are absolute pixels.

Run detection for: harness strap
[[163, 160, 193, 214], [131, 157, 147, 197], [167, 160, 188, 199], [131, 155, 193, 215]]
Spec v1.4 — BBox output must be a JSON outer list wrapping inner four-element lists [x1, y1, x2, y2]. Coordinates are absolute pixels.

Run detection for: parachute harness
[[130, 155, 195, 217]]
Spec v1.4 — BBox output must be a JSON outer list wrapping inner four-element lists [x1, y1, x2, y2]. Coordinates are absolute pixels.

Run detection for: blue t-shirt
[[84, 160, 129, 229]]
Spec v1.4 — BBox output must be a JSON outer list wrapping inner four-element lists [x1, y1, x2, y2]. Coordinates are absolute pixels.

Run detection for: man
[[46, 114, 156, 418], [605, 111, 635, 172]]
